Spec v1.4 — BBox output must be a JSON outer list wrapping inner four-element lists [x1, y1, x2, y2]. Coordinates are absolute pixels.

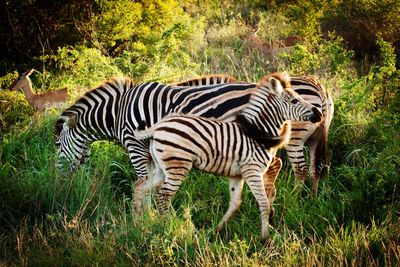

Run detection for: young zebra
[[134, 74, 321, 241], [174, 75, 334, 197]]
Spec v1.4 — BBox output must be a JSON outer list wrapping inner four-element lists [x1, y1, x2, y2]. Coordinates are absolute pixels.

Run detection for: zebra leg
[[134, 165, 164, 214], [244, 170, 271, 242], [308, 126, 328, 197], [125, 138, 154, 210], [156, 167, 190, 215], [126, 138, 151, 180], [285, 140, 308, 195], [216, 178, 244, 232], [263, 157, 282, 221]]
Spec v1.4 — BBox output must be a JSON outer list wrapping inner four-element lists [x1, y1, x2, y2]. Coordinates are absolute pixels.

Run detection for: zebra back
[[120, 81, 256, 135]]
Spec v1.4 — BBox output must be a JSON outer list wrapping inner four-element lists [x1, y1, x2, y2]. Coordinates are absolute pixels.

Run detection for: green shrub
[[0, 91, 35, 136], [43, 45, 123, 92], [278, 33, 355, 78]]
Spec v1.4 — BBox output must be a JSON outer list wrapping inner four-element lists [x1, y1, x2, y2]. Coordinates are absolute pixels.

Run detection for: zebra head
[[244, 72, 322, 136], [55, 113, 91, 171]]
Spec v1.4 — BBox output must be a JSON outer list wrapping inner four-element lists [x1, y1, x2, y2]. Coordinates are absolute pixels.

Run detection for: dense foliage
[[0, 0, 399, 265]]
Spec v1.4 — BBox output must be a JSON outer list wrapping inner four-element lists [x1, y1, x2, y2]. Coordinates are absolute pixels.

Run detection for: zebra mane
[[55, 77, 134, 136], [174, 74, 237, 86], [236, 115, 291, 149], [76, 77, 134, 101]]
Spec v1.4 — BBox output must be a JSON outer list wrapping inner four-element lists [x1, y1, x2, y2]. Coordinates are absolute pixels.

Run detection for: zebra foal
[[134, 74, 321, 241]]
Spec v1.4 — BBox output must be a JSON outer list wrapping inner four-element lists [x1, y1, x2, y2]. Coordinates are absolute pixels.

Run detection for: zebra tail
[[315, 124, 329, 179], [133, 121, 155, 140]]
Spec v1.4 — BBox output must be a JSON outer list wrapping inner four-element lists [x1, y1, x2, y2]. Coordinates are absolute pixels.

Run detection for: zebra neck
[[236, 115, 285, 149]]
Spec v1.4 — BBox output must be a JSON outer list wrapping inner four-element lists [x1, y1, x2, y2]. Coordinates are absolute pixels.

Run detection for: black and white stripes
[[55, 72, 331, 204]]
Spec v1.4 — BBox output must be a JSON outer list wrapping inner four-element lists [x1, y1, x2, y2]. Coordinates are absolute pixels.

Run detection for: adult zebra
[[55, 72, 321, 209], [175, 75, 335, 197], [133, 73, 320, 241]]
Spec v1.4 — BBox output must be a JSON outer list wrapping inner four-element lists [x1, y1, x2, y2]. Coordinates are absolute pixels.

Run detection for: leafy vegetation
[[1, 0, 399, 265]]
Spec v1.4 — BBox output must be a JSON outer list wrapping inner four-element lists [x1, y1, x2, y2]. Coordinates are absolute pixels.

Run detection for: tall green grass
[[0, 113, 398, 265]]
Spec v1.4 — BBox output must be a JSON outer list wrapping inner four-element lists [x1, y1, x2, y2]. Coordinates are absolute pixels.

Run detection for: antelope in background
[[9, 69, 69, 113]]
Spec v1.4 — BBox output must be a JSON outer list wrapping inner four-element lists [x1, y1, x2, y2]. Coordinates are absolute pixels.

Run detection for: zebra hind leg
[[156, 166, 190, 215], [262, 157, 283, 221], [216, 178, 244, 233], [133, 166, 165, 214], [286, 141, 309, 197]]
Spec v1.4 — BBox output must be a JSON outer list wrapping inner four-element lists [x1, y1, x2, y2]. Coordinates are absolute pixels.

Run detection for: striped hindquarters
[[287, 76, 334, 183]]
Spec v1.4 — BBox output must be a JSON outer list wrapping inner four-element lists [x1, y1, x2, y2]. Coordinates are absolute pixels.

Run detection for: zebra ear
[[67, 114, 78, 129], [269, 77, 284, 95]]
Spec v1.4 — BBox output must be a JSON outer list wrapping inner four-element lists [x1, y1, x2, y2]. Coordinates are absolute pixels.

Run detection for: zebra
[[55, 77, 258, 177], [174, 75, 334, 197], [55, 77, 135, 170], [55, 73, 322, 210], [133, 74, 321, 241], [174, 74, 236, 86]]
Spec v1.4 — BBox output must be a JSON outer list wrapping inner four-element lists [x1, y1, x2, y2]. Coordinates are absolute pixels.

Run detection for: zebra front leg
[[244, 170, 271, 242], [216, 178, 244, 232], [263, 157, 282, 221]]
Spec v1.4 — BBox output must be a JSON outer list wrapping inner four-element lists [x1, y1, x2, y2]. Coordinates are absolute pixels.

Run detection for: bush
[[43, 45, 122, 91], [278, 33, 355, 79], [0, 91, 35, 136]]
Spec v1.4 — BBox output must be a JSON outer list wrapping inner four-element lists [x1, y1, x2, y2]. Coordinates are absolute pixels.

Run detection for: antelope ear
[[22, 69, 34, 77], [67, 114, 78, 129], [269, 77, 284, 95]]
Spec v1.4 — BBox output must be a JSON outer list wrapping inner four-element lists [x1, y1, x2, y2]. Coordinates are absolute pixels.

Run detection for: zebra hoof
[[261, 234, 271, 244], [269, 207, 275, 222]]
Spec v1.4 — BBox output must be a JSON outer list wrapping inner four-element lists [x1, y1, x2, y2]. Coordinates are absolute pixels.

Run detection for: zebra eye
[[291, 99, 299, 104]]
